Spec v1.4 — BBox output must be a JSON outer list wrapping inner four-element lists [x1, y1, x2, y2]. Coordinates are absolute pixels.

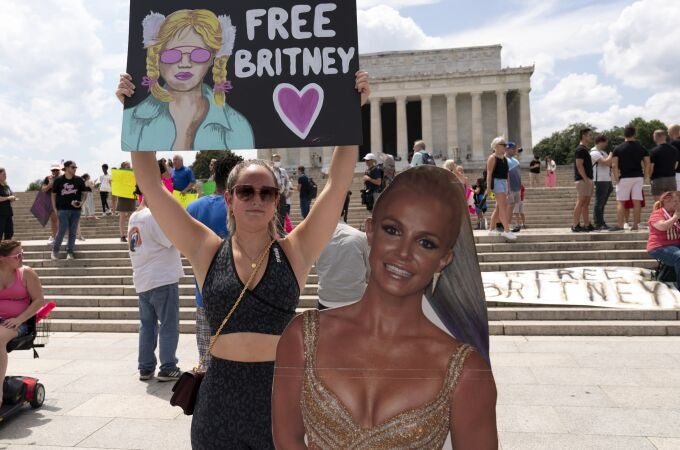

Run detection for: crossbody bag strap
[[193, 238, 275, 372]]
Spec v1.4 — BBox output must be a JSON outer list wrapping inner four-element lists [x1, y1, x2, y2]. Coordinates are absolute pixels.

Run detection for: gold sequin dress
[[300, 309, 473, 449]]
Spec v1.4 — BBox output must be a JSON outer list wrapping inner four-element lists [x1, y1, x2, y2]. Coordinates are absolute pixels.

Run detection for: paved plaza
[[2, 333, 680, 449]]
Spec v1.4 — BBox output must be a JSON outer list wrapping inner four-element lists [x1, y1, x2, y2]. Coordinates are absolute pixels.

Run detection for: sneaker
[[77, 234, 86, 241], [571, 225, 585, 233], [511, 225, 521, 233], [139, 369, 154, 381], [120, 236, 127, 243], [501, 231, 518, 240], [608, 226, 624, 232], [623, 223, 630, 230], [66, 253, 75, 260], [157, 368, 182, 382], [585, 224, 595, 232], [488, 229, 502, 236], [47, 236, 54, 245], [51, 251, 59, 260]]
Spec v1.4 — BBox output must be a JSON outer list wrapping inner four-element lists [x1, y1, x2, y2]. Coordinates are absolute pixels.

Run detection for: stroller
[[1, 302, 55, 423]]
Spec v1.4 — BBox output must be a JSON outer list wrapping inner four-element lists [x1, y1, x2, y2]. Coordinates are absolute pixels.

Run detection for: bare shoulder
[[21, 266, 40, 283], [276, 313, 306, 368]]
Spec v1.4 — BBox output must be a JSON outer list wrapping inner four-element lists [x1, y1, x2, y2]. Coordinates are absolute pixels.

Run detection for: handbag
[[170, 238, 275, 415]]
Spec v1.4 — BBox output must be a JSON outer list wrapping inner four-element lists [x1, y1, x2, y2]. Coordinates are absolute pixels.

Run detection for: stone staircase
[[10, 168, 679, 336]]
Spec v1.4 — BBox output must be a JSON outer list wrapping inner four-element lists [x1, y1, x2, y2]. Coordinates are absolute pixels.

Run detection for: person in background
[[186, 156, 235, 370], [668, 124, 680, 188], [572, 128, 595, 233], [410, 140, 435, 166], [610, 126, 650, 232], [649, 129, 678, 201], [505, 143, 522, 233], [51, 161, 85, 260], [208, 158, 217, 181], [529, 155, 541, 187], [544, 157, 557, 188], [513, 183, 527, 230], [362, 153, 383, 211], [128, 187, 183, 382], [98, 164, 112, 216], [486, 137, 516, 240], [80, 173, 98, 220], [171, 154, 196, 194], [0, 240, 46, 408], [647, 191, 680, 289], [297, 166, 313, 219], [590, 135, 613, 230], [271, 154, 293, 236], [381, 154, 396, 187], [116, 161, 137, 242], [315, 194, 369, 310], [472, 173, 488, 230], [159, 159, 174, 193], [0, 168, 16, 241], [43, 164, 62, 241]]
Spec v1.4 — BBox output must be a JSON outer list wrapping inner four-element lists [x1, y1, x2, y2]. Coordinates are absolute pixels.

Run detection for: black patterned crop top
[[201, 238, 300, 336]]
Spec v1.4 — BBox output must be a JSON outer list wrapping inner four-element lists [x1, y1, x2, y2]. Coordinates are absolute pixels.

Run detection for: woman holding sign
[[272, 166, 497, 449], [117, 71, 370, 449]]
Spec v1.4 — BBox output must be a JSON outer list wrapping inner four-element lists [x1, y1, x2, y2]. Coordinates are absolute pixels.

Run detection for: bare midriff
[[210, 332, 281, 362]]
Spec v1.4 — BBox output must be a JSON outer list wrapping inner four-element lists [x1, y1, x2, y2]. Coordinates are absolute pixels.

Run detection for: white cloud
[[357, 0, 439, 9], [533, 72, 680, 140], [602, 0, 680, 89], [357, 5, 442, 53]]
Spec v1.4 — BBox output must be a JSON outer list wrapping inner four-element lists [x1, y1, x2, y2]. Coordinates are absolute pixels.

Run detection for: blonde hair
[[226, 160, 280, 238], [443, 159, 456, 172], [654, 191, 675, 211], [490, 136, 506, 150], [145, 9, 229, 106]]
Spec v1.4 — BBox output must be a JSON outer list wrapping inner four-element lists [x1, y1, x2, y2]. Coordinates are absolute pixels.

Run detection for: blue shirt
[[187, 194, 229, 307], [507, 156, 522, 192], [172, 166, 196, 191]]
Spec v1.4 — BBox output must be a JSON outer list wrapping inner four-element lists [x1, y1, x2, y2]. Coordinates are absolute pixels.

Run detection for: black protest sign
[[122, 0, 362, 152]]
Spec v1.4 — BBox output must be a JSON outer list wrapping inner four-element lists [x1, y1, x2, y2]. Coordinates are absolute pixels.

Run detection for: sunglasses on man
[[231, 185, 280, 203]]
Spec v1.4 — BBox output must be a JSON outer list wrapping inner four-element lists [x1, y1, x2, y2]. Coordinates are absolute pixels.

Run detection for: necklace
[[234, 235, 267, 269]]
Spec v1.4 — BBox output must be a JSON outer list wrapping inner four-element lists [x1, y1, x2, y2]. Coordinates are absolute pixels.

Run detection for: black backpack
[[420, 151, 436, 165], [309, 178, 318, 199]]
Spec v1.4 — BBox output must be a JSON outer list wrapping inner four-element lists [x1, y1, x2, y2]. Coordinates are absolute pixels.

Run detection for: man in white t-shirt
[[98, 164, 112, 215], [590, 135, 613, 230], [128, 188, 184, 382], [315, 197, 370, 309]]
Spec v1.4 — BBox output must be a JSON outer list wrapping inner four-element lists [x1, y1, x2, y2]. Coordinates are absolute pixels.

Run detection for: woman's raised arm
[[285, 71, 369, 273], [118, 74, 221, 284]]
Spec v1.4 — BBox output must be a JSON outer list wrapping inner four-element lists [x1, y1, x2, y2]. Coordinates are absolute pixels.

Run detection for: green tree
[[532, 122, 596, 165], [191, 150, 243, 179], [27, 179, 43, 191]]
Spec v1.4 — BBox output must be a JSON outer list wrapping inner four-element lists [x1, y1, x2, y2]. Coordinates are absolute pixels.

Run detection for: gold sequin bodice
[[300, 309, 473, 449]]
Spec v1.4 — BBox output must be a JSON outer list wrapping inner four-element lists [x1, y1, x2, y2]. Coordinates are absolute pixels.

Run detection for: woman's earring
[[432, 271, 442, 291]]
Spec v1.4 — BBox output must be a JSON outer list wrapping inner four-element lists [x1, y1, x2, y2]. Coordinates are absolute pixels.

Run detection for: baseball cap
[[363, 153, 378, 162], [50, 163, 61, 171], [505, 141, 517, 149]]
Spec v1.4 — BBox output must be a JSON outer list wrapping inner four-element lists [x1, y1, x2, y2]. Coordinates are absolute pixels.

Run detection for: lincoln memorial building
[[258, 45, 534, 169]]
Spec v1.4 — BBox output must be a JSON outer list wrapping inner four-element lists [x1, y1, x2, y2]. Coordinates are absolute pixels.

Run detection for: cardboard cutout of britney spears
[[122, 9, 254, 151]]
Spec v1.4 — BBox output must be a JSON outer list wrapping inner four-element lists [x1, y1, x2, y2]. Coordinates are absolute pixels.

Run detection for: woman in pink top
[[647, 192, 680, 287], [0, 240, 45, 405]]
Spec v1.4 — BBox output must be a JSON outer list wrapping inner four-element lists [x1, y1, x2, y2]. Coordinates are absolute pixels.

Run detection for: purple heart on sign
[[273, 83, 325, 139]]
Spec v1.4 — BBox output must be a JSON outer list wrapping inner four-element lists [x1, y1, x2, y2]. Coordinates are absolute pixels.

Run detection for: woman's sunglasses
[[1, 251, 23, 261], [160, 47, 212, 64], [232, 185, 279, 203]]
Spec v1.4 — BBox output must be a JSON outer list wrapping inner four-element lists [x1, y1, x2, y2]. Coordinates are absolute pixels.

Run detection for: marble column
[[519, 88, 533, 151], [370, 98, 382, 154], [471, 91, 484, 160], [445, 93, 458, 161], [496, 89, 508, 138], [421, 94, 433, 150], [396, 96, 408, 162]]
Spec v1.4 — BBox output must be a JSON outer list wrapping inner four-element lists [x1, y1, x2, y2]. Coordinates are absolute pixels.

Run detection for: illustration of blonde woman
[[121, 9, 254, 151]]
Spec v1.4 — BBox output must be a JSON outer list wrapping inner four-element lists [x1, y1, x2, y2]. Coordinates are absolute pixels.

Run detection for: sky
[[1, 0, 679, 191]]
